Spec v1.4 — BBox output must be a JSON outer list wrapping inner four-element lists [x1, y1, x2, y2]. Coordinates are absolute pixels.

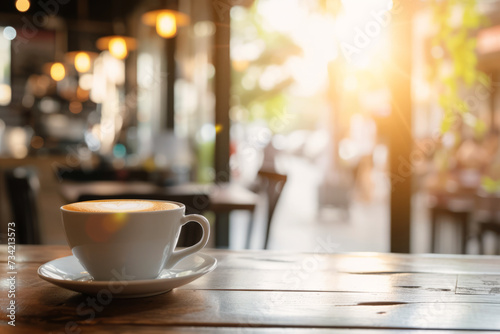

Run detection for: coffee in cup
[[61, 199, 210, 281], [63, 199, 178, 213]]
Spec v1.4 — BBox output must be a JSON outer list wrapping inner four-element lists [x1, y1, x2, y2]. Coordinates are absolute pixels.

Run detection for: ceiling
[[0, 0, 140, 22]]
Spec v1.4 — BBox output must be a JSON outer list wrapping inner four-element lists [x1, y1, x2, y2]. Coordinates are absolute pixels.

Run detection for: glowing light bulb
[[74, 52, 91, 73], [15, 0, 30, 12], [156, 12, 177, 38], [50, 63, 65, 81], [109, 37, 128, 59]]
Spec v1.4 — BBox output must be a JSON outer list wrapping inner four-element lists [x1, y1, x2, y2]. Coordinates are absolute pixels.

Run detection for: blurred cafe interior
[[1, 0, 500, 254]]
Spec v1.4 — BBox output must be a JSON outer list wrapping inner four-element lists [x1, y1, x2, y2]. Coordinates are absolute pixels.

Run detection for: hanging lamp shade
[[141, 9, 190, 39], [96, 35, 137, 60]]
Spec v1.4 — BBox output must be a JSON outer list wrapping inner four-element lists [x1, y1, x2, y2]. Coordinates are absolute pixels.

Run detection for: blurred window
[[0, 26, 12, 106]]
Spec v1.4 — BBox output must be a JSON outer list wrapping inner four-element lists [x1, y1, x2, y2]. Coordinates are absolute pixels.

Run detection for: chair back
[[5, 167, 41, 244], [475, 191, 500, 254], [76, 193, 210, 247], [56, 168, 150, 182], [257, 169, 287, 249]]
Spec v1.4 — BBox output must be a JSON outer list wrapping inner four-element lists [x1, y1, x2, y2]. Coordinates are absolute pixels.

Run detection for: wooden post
[[165, 36, 176, 130], [159, 0, 179, 131], [213, 17, 231, 183], [388, 2, 414, 253], [213, 4, 231, 247]]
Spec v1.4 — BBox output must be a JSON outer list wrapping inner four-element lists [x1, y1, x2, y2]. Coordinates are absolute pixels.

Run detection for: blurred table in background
[[59, 181, 259, 248]]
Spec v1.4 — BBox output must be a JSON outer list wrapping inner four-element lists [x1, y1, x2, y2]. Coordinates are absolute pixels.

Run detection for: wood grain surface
[[1, 246, 500, 333]]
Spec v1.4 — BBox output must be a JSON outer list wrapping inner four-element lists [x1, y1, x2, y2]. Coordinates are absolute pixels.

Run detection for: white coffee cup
[[61, 199, 210, 281]]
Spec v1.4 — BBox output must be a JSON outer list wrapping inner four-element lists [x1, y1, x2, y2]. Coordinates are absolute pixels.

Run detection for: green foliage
[[196, 140, 215, 183], [231, 1, 302, 133], [481, 176, 500, 193], [430, 0, 489, 135]]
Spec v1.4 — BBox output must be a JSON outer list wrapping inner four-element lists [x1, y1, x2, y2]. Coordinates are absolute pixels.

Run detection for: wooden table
[[2, 245, 500, 333], [59, 181, 259, 248]]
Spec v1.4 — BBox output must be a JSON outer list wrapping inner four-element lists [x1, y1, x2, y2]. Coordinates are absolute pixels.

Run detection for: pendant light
[[15, 0, 30, 12], [65, 51, 98, 73], [43, 62, 66, 82], [141, 9, 189, 39], [96, 35, 136, 60]]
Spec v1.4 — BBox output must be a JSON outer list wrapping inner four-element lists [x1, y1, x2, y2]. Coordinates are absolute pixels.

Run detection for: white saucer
[[38, 253, 217, 298]]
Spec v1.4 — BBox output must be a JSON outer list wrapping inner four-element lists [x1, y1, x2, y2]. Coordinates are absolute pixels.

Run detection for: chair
[[55, 167, 150, 182], [428, 190, 475, 254], [247, 169, 287, 249], [475, 191, 500, 255], [5, 166, 41, 244], [478, 222, 500, 254], [208, 183, 258, 248], [77, 193, 210, 247]]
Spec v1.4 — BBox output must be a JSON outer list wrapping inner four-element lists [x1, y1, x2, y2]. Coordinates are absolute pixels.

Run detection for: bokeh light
[[3, 27, 16, 41], [113, 143, 127, 158], [15, 0, 30, 12], [74, 52, 91, 73], [79, 73, 93, 90], [69, 101, 83, 114], [50, 63, 65, 81], [30, 135, 44, 149]]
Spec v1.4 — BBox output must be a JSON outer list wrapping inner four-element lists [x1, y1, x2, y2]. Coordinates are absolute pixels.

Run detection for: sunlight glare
[[343, 75, 358, 91], [257, 0, 302, 33], [341, 0, 393, 13], [259, 65, 288, 91], [296, 14, 338, 64], [241, 66, 260, 90], [335, 0, 393, 67], [286, 56, 327, 97], [231, 39, 266, 61]]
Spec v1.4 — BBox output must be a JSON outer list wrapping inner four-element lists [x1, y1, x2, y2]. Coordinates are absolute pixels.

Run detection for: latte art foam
[[63, 200, 178, 213]]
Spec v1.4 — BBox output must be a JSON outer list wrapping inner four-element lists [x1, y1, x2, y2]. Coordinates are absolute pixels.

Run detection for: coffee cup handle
[[164, 214, 210, 269]]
